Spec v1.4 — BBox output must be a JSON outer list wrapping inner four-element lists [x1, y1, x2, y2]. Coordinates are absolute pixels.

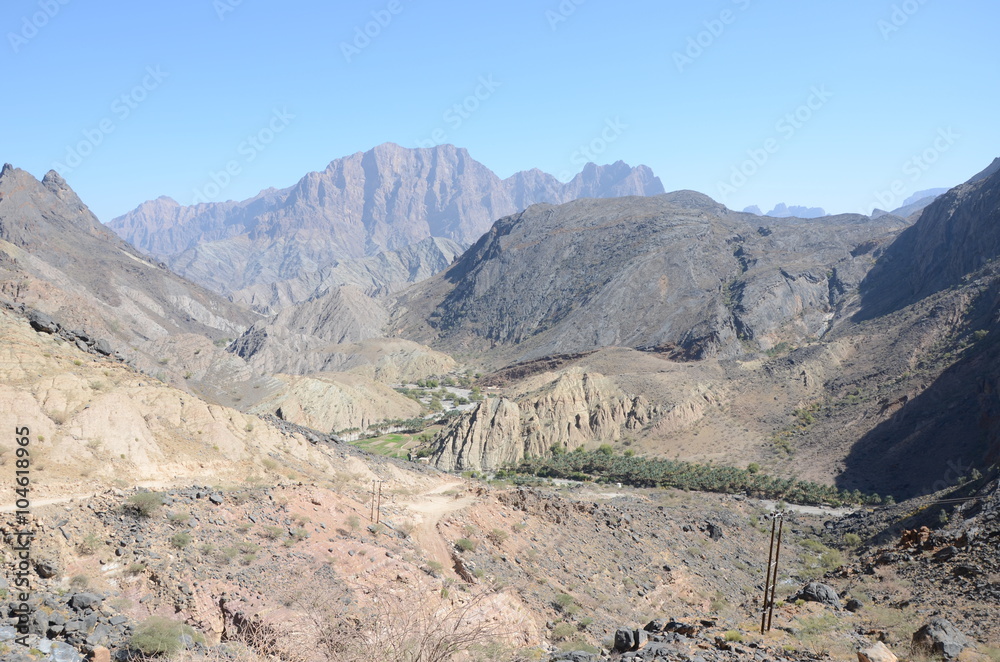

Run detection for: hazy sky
[[2, 0, 996, 222]]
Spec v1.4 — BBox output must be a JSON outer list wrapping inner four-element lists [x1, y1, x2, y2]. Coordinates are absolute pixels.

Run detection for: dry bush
[[235, 575, 522, 662]]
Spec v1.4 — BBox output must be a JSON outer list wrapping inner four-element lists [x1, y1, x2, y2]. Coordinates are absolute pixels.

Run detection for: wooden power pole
[[760, 512, 785, 634]]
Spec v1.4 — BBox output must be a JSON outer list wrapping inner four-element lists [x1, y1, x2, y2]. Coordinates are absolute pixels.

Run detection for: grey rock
[[614, 628, 636, 652], [912, 617, 970, 659], [795, 582, 841, 609], [35, 561, 58, 578], [48, 641, 84, 662], [28, 309, 59, 334], [209, 493, 224, 505]]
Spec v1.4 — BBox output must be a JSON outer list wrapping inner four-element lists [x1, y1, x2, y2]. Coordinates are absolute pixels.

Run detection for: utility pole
[[376, 481, 383, 524], [760, 512, 785, 634], [371, 479, 384, 523]]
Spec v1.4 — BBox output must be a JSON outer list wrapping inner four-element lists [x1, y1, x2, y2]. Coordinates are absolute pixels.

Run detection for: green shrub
[[554, 593, 575, 611], [170, 532, 192, 549], [127, 491, 163, 517], [724, 630, 743, 642], [551, 623, 575, 640], [261, 525, 284, 540], [455, 538, 477, 552], [487, 528, 509, 547], [129, 617, 200, 657], [78, 533, 102, 555]]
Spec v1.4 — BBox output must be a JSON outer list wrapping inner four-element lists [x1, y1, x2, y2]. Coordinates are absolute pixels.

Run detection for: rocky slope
[[391, 193, 907, 363], [0, 164, 269, 403], [109, 143, 664, 311], [860, 162, 1000, 319]]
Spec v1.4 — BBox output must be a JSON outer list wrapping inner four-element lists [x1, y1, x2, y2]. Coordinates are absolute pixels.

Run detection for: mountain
[[903, 188, 950, 205], [860, 164, 1000, 318], [389, 192, 905, 363], [742, 203, 827, 218], [0, 164, 258, 379], [966, 157, 1000, 184], [109, 143, 664, 311], [871, 187, 950, 220], [764, 203, 827, 218]]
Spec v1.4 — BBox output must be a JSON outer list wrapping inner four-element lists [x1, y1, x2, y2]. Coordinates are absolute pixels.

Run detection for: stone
[[28, 309, 59, 334], [912, 617, 971, 660], [845, 598, 864, 613], [614, 628, 635, 652], [209, 493, 224, 505], [91, 646, 112, 662], [795, 582, 842, 609], [934, 546, 960, 562], [70, 593, 102, 611], [36, 561, 59, 578], [858, 641, 897, 662], [49, 641, 84, 662]]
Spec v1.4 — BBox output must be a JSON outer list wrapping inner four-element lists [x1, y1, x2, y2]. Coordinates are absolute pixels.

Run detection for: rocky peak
[[860, 159, 1000, 317], [109, 144, 666, 309]]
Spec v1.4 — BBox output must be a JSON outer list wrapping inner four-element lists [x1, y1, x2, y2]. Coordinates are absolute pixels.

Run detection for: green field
[[349, 426, 444, 459]]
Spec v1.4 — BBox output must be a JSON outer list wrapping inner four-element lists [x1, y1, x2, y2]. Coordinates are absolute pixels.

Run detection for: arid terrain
[[2, 149, 1000, 661]]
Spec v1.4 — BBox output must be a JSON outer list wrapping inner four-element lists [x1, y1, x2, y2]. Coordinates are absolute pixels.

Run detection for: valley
[[2, 146, 1000, 661]]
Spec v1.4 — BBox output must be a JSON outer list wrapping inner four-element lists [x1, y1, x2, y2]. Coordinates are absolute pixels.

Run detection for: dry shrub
[[235, 575, 522, 662]]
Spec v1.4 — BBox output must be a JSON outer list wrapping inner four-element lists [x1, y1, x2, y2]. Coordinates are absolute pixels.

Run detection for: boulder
[[912, 618, 971, 659], [69, 593, 101, 611], [28, 309, 59, 334], [845, 598, 864, 613], [795, 582, 841, 609], [614, 628, 635, 652], [858, 641, 897, 662]]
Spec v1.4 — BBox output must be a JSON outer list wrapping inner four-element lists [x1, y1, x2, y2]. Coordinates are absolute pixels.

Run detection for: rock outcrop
[[432, 370, 658, 472]]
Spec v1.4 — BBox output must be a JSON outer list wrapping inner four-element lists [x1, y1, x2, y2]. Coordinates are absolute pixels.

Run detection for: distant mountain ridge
[[742, 203, 827, 218], [109, 143, 664, 311]]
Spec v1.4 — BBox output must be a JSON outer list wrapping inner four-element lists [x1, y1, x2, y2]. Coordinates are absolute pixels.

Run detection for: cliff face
[[109, 143, 664, 310], [432, 371, 658, 472], [860, 163, 1000, 319]]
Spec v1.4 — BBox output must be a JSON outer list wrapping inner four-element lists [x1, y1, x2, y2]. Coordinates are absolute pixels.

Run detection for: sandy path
[[404, 478, 476, 578]]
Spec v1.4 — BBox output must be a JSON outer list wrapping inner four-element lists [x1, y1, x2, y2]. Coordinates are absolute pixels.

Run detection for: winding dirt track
[[404, 479, 476, 578]]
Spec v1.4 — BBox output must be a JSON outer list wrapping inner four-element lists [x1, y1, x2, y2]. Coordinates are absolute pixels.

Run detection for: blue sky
[[1, 0, 996, 221]]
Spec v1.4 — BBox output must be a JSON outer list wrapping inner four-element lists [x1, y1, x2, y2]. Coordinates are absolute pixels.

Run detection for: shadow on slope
[[838, 277, 1000, 499]]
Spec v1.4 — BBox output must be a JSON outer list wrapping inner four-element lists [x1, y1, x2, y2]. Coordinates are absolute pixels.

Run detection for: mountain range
[[742, 203, 827, 218], [110, 143, 664, 312], [4, 145, 1000, 660]]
